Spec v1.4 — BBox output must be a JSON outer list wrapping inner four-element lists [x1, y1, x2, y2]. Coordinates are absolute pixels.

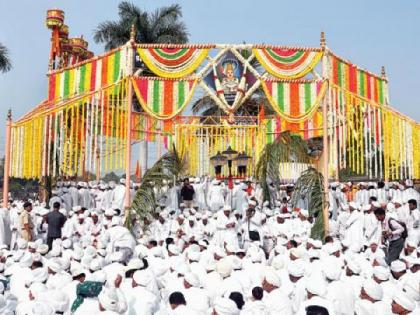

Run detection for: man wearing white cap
[[215, 206, 238, 248], [297, 275, 336, 315], [181, 272, 210, 313], [98, 287, 124, 314], [261, 269, 292, 314], [125, 269, 158, 315], [111, 179, 126, 211], [207, 180, 225, 212], [342, 202, 364, 251], [391, 290, 416, 315], [354, 279, 389, 315], [323, 257, 355, 315], [234, 183, 249, 216]]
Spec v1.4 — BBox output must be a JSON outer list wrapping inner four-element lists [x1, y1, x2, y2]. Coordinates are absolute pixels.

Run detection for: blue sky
[[0, 0, 419, 154]]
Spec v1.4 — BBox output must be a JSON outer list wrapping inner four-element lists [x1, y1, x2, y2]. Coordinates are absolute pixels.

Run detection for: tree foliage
[[290, 167, 326, 240], [94, 2, 189, 50], [126, 146, 186, 230], [0, 42, 12, 73], [255, 132, 310, 203]]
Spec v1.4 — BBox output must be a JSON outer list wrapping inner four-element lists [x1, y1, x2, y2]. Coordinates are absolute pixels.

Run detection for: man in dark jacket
[[46, 201, 66, 250]]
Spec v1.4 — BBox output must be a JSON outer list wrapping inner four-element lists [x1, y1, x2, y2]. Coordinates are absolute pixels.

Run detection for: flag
[[135, 160, 141, 182]]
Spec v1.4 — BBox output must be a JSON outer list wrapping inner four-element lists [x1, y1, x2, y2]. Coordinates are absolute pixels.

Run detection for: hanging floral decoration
[[48, 47, 128, 101], [131, 77, 198, 120], [137, 45, 213, 78], [261, 79, 327, 122], [253, 47, 323, 79]]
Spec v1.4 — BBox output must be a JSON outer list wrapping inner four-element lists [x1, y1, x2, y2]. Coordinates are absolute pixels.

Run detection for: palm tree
[[291, 167, 326, 240], [255, 132, 310, 203], [256, 133, 327, 240], [0, 42, 12, 73], [94, 1, 189, 50], [126, 145, 186, 230]]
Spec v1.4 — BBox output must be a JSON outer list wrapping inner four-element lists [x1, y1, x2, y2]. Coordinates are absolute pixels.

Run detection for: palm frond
[[0, 43, 12, 73], [291, 167, 326, 240], [127, 145, 186, 230], [255, 132, 310, 204]]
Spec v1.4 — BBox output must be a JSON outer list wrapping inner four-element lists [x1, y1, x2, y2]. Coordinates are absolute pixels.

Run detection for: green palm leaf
[[256, 131, 310, 203], [126, 145, 186, 230], [291, 167, 326, 240]]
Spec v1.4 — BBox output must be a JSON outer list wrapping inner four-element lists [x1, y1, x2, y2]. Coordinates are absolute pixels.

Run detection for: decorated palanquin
[[7, 11, 420, 182]]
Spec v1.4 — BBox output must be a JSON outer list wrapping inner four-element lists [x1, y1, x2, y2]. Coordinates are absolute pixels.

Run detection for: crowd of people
[[0, 177, 418, 314]]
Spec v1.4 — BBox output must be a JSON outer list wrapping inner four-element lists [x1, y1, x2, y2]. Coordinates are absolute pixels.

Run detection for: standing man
[[374, 208, 406, 265], [46, 201, 67, 250], [20, 202, 34, 242], [180, 178, 195, 209]]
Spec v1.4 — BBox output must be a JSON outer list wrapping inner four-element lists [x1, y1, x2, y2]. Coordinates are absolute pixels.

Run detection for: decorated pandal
[[4, 11, 420, 194]]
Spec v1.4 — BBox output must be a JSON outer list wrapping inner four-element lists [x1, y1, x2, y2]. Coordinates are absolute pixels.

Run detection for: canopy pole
[[124, 26, 136, 211], [3, 110, 12, 208], [321, 32, 330, 237]]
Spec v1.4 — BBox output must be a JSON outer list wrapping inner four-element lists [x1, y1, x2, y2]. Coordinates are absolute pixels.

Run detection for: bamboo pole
[[3, 110, 12, 208]]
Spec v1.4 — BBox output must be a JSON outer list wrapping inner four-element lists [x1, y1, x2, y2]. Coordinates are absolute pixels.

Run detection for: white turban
[[126, 258, 144, 271], [265, 269, 281, 287], [322, 258, 341, 281], [363, 279, 383, 301], [31, 302, 54, 315], [37, 244, 49, 255], [287, 260, 305, 277], [373, 266, 390, 281], [184, 272, 200, 287], [393, 290, 415, 312], [216, 259, 233, 278], [168, 244, 181, 255], [306, 276, 327, 296], [47, 259, 62, 273], [390, 260, 406, 273], [19, 252, 33, 268], [98, 287, 120, 312], [214, 297, 240, 315], [47, 290, 69, 312], [29, 282, 47, 300], [133, 270, 152, 287], [32, 267, 48, 283], [346, 259, 361, 274]]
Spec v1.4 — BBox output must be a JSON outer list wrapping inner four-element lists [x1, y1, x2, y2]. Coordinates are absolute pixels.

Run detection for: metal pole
[[3, 110, 12, 208]]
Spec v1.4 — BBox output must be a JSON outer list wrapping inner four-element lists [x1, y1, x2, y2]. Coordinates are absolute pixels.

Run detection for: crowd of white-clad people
[[0, 177, 418, 315]]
